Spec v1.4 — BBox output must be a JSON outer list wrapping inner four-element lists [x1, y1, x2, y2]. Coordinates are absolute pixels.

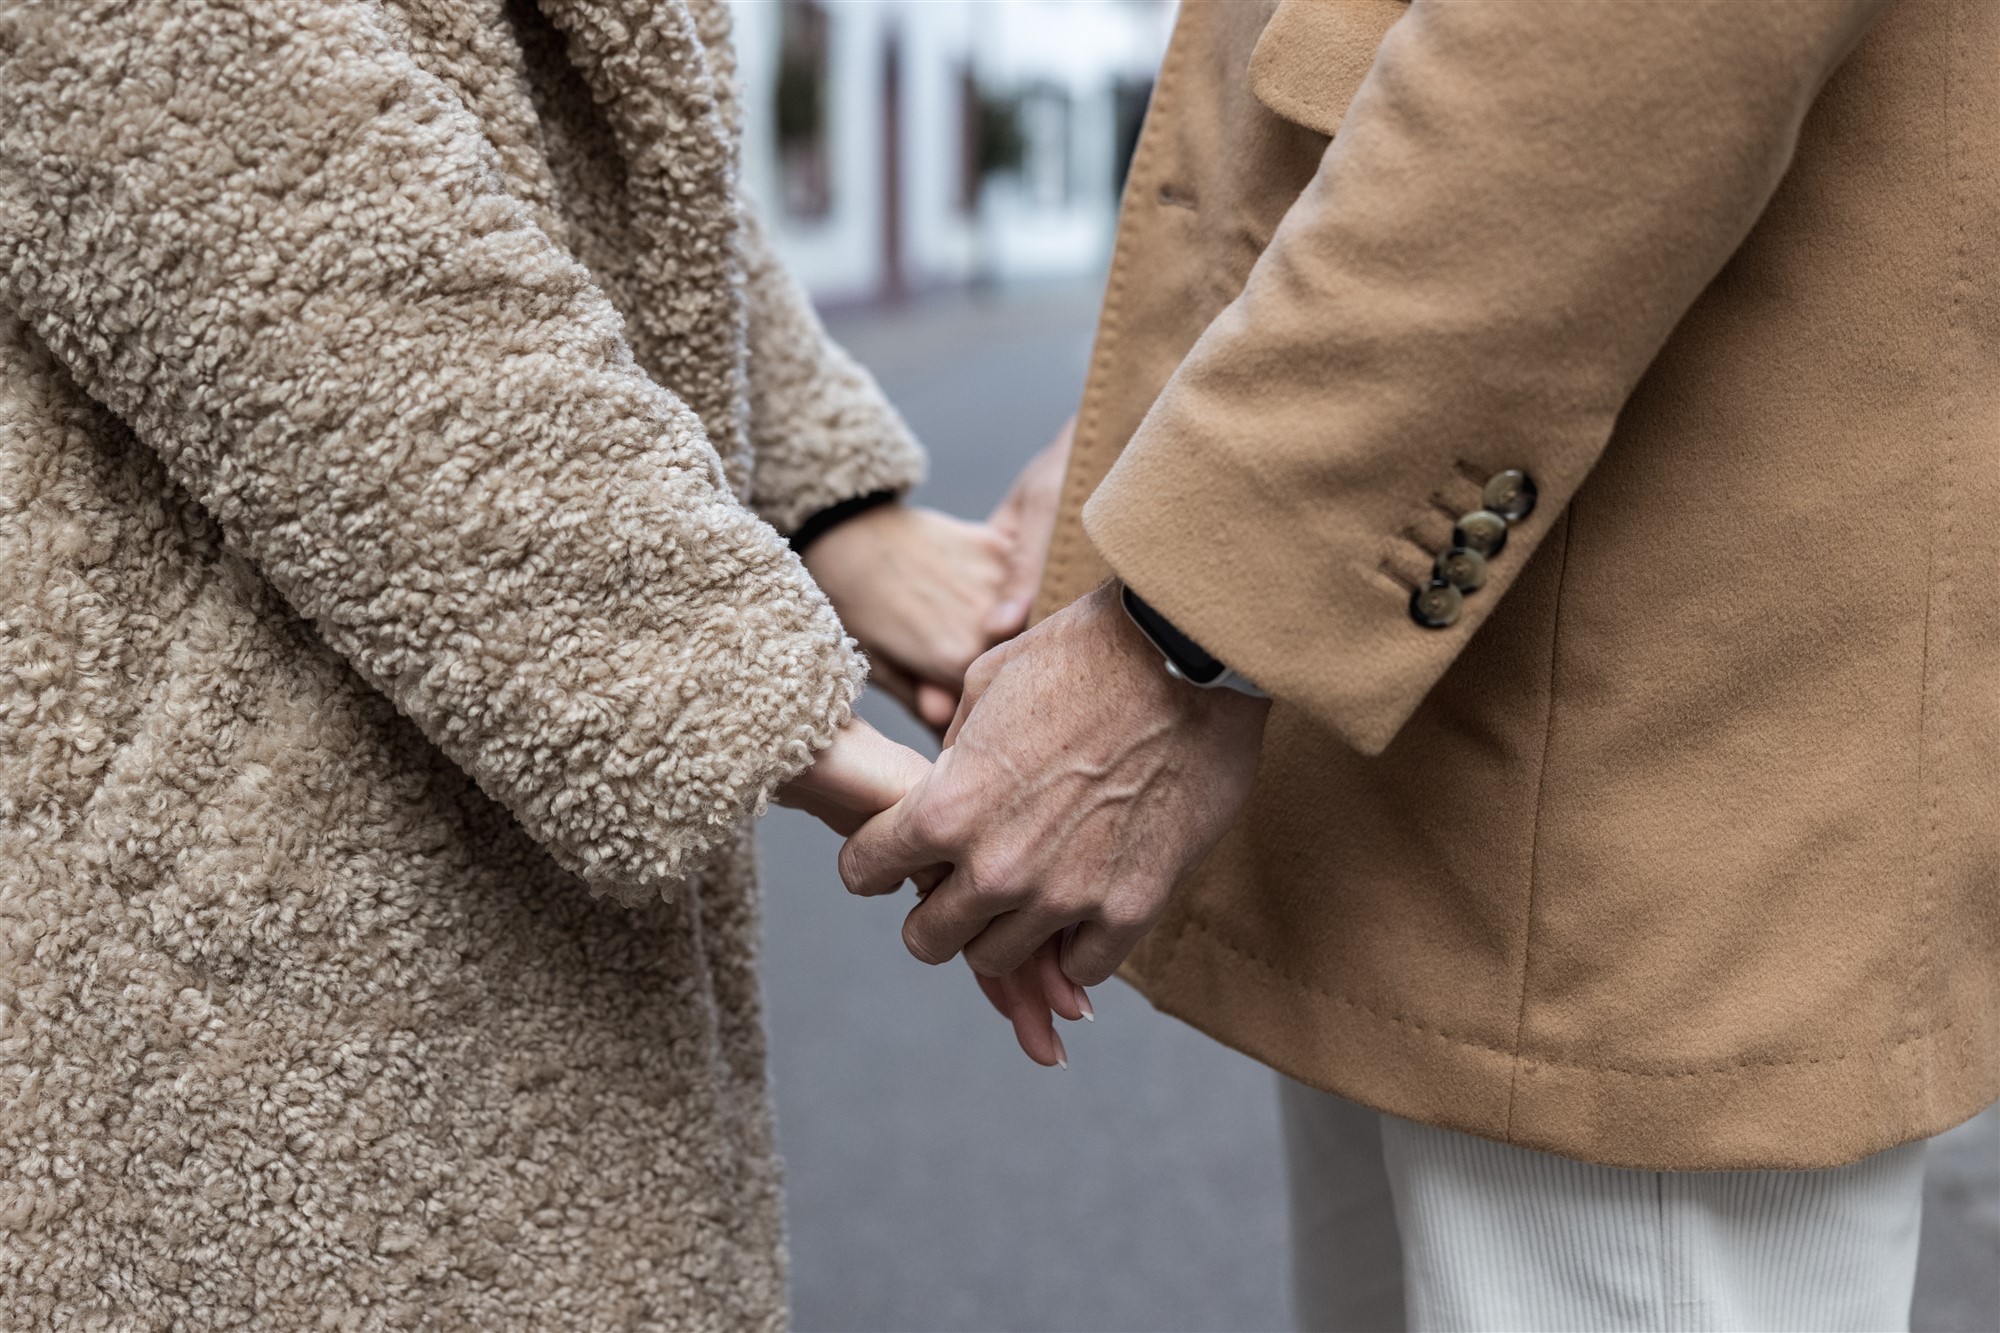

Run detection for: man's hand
[[839, 581, 1269, 987], [803, 503, 1016, 732]]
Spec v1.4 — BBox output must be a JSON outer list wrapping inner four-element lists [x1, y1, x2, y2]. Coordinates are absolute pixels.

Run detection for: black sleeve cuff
[[789, 490, 899, 555]]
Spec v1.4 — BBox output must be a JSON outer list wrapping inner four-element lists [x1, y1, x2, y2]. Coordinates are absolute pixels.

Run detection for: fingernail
[[1076, 987, 1094, 1022], [1051, 1029, 1069, 1070]]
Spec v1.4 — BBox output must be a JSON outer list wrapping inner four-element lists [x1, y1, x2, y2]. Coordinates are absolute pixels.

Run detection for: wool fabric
[[1039, 0, 2000, 1170]]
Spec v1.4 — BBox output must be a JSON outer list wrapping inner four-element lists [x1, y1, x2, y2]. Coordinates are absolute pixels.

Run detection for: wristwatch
[[1120, 584, 1268, 699]]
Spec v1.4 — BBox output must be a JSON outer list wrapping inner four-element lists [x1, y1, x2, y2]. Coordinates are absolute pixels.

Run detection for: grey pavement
[[759, 281, 2000, 1332]]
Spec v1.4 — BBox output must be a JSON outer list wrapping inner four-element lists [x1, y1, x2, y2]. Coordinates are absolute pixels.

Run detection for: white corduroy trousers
[[1279, 1076, 1929, 1333]]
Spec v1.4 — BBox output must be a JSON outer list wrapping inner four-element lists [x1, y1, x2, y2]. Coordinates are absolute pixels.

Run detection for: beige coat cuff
[[1087, 0, 1886, 755]]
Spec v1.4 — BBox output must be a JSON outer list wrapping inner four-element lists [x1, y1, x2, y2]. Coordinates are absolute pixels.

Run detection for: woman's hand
[[970, 935, 1094, 1069], [774, 715, 932, 837], [803, 503, 1017, 732], [985, 416, 1075, 635]]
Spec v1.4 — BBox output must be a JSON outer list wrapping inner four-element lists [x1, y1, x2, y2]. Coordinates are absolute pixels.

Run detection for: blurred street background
[[735, 3, 2000, 1329]]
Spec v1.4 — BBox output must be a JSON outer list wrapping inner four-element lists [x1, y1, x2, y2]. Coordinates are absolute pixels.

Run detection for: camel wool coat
[[0, 0, 923, 1326], [1038, 0, 2000, 1171]]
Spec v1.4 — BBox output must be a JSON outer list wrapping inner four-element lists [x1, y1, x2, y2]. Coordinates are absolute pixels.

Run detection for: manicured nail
[[1076, 986, 1094, 1022], [1051, 1029, 1069, 1070]]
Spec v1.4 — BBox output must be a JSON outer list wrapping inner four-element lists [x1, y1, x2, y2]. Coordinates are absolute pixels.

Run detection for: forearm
[[0, 0, 860, 891], [1086, 0, 1887, 754], [739, 206, 927, 534]]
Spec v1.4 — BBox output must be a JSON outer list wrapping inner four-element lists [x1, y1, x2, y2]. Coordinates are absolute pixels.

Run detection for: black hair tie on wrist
[[789, 490, 899, 555]]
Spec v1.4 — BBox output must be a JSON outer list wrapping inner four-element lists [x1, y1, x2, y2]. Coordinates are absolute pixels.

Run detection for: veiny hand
[[984, 416, 1075, 634], [774, 714, 931, 838], [804, 502, 1014, 733], [840, 580, 1269, 1003]]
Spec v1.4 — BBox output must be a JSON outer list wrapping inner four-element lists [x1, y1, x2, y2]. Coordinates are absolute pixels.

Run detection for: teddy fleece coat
[[0, 0, 923, 1326]]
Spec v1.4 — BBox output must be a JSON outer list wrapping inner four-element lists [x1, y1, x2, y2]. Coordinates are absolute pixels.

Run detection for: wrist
[[797, 496, 901, 607], [792, 490, 899, 558], [1091, 583, 1271, 736], [1116, 582, 1267, 700]]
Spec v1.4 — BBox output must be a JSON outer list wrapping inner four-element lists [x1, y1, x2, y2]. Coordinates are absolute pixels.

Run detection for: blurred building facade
[[730, 0, 1174, 305]]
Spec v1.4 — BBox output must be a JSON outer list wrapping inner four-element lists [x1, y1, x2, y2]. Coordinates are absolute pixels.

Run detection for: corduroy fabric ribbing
[[1282, 1075, 1936, 1332], [1377, 1111, 1927, 1332]]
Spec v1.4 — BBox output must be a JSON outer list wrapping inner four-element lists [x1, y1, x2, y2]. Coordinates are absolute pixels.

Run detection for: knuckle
[[1044, 882, 1096, 921], [1097, 896, 1156, 935], [961, 938, 1009, 978], [961, 850, 1026, 907], [964, 647, 1004, 694], [904, 794, 961, 854]]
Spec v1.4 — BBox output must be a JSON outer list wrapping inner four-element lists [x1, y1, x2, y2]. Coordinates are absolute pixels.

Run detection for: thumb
[[793, 715, 930, 834]]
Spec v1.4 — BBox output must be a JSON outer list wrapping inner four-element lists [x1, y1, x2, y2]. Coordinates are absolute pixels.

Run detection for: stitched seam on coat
[[1169, 909, 1955, 1077], [1034, 7, 1192, 614], [1374, 558, 1419, 593], [1901, 1, 1962, 1055], [1503, 507, 1571, 1137], [1914, 0, 1968, 1056]]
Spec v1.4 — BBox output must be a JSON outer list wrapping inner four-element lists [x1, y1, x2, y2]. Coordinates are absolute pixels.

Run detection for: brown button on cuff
[[1482, 469, 1537, 522], [1434, 546, 1488, 592], [1406, 469, 1536, 628], [1452, 509, 1509, 558], [1410, 580, 1464, 629]]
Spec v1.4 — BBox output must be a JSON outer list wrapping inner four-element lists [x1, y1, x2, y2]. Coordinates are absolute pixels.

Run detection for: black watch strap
[[1121, 585, 1230, 687], [1121, 585, 1268, 697]]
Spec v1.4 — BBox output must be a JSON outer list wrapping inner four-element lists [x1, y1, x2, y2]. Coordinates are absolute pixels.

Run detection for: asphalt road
[[760, 281, 2000, 1333]]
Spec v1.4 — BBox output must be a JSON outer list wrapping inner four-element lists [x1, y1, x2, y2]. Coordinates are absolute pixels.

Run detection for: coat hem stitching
[[1166, 909, 1956, 1078], [1503, 508, 1571, 1136]]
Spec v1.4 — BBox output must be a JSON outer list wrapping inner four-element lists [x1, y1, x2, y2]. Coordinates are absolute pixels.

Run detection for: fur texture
[[0, 0, 922, 1325]]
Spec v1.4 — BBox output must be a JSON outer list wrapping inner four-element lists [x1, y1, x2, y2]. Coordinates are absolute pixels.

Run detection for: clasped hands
[[781, 422, 1269, 1066]]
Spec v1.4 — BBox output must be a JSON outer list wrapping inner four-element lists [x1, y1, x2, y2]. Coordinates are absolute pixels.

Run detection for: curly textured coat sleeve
[[738, 206, 927, 535], [0, 0, 864, 893]]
